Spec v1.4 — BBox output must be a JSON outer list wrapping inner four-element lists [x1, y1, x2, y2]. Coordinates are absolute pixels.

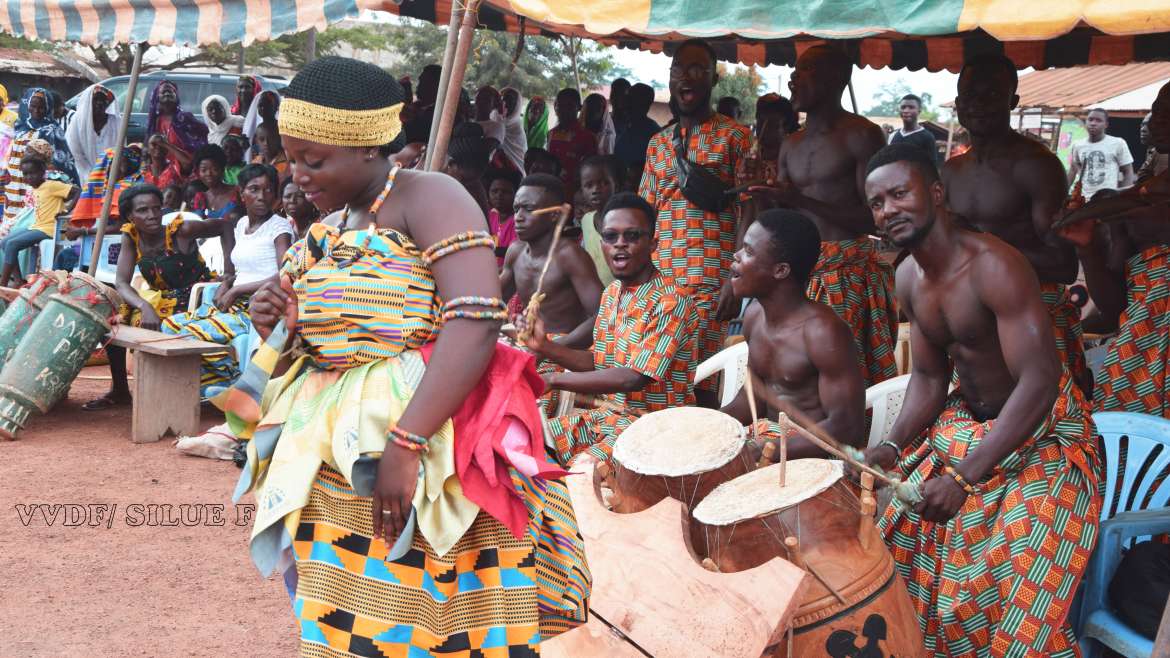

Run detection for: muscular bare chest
[[784, 134, 857, 198], [749, 323, 818, 398], [945, 161, 1031, 237]]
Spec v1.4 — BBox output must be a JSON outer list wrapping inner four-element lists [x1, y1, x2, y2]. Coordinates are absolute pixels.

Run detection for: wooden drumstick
[[777, 412, 790, 486], [744, 364, 760, 441], [531, 205, 565, 216], [701, 558, 720, 573], [757, 441, 776, 469], [517, 203, 571, 343]]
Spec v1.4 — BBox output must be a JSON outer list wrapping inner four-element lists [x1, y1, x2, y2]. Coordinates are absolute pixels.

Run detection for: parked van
[[65, 71, 286, 144]]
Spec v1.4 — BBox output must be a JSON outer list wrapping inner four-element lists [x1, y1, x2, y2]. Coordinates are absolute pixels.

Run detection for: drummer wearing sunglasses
[[518, 192, 700, 467]]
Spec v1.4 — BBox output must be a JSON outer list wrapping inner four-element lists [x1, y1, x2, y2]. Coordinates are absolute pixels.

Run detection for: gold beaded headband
[[279, 98, 403, 147]]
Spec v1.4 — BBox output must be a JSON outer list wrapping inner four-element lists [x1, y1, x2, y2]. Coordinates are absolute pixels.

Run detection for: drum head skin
[[693, 459, 844, 526], [613, 407, 745, 477]]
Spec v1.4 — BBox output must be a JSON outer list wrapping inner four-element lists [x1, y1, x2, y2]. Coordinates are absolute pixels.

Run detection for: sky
[[609, 47, 960, 119]]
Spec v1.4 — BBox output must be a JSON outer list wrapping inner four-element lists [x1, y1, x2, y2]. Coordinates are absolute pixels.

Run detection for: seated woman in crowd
[[84, 184, 220, 410], [146, 80, 207, 164], [202, 94, 243, 148], [280, 177, 319, 239], [165, 163, 293, 398], [190, 145, 240, 222], [142, 133, 188, 190], [2, 89, 75, 231]]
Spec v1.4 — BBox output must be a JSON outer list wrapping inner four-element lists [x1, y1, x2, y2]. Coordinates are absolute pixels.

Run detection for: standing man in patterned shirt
[[520, 193, 698, 467], [751, 45, 896, 386], [639, 38, 752, 407]]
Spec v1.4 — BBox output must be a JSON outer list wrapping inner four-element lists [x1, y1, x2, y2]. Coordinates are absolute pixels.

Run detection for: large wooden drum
[[599, 407, 755, 513], [691, 459, 925, 657]]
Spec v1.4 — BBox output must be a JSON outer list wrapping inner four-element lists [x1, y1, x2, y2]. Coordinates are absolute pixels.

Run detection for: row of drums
[[0, 271, 120, 439], [595, 406, 924, 657]]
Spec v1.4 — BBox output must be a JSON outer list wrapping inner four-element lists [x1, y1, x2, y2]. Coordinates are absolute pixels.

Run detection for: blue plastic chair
[[1079, 411, 1170, 658]]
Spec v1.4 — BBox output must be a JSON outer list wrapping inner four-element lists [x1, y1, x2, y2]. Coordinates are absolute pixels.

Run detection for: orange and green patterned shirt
[[592, 271, 698, 413], [638, 113, 752, 291]]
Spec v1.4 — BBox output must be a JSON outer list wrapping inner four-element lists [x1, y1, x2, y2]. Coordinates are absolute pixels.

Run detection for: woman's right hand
[[139, 307, 162, 332], [249, 275, 297, 340]]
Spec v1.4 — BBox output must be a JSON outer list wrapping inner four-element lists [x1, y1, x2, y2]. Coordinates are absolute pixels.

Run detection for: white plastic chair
[[187, 281, 220, 314], [694, 341, 749, 408], [864, 373, 912, 447]]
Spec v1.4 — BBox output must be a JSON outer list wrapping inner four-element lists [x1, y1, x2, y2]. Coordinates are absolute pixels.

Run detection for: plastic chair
[[1080, 412, 1170, 658], [694, 341, 749, 408], [187, 282, 220, 314], [864, 373, 912, 448], [894, 322, 912, 375]]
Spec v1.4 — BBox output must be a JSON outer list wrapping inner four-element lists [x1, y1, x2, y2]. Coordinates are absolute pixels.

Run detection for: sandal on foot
[[82, 393, 131, 411]]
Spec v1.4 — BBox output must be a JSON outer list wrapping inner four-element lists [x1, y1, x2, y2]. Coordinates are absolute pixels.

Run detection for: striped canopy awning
[[376, 0, 1170, 72], [0, 0, 369, 46]]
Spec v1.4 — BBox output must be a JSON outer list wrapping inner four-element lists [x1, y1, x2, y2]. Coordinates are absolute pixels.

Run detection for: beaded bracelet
[[388, 425, 429, 452], [944, 464, 980, 495], [442, 309, 509, 323], [421, 231, 496, 266], [442, 296, 506, 313]]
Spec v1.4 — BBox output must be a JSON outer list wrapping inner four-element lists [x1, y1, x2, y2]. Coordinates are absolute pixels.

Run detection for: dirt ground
[[0, 367, 297, 657]]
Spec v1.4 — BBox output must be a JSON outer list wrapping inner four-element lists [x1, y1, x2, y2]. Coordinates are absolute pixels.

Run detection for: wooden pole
[[236, 42, 245, 74], [423, 3, 465, 170], [87, 42, 144, 275], [304, 27, 317, 64], [944, 114, 956, 160], [567, 37, 582, 98], [427, 0, 481, 172], [847, 79, 859, 114]]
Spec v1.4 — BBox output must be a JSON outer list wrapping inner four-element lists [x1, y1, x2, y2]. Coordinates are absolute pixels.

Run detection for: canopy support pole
[[88, 42, 145, 276], [944, 114, 956, 161], [847, 80, 858, 114], [428, 0, 481, 172], [424, 3, 465, 170]]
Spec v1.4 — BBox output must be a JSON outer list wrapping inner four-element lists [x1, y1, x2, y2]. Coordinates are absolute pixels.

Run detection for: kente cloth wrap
[[279, 98, 403, 147], [1039, 282, 1089, 395], [220, 223, 588, 655], [119, 218, 212, 320], [72, 147, 143, 226], [543, 274, 698, 466], [162, 298, 251, 398], [639, 113, 750, 370], [806, 238, 899, 386], [1095, 245, 1170, 418], [878, 374, 1102, 657]]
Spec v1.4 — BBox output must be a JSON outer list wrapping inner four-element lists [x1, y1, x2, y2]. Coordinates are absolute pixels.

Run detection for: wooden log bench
[[108, 325, 225, 444]]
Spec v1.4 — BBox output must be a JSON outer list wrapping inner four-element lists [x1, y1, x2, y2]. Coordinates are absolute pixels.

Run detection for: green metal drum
[[0, 273, 117, 439], [0, 274, 60, 364]]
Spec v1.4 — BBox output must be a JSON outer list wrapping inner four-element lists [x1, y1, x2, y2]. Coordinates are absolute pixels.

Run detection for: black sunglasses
[[600, 229, 651, 244]]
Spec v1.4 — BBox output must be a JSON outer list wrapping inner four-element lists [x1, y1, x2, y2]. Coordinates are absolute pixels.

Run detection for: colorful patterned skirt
[[687, 284, 727, 393], [1039, 282, 1089, 397], [297, 464, 589, 657], [878, 375, 1102, 657], [162, 299, 251, 398], [806, 239, 898, 386], [1095, 245, 1170, 419]]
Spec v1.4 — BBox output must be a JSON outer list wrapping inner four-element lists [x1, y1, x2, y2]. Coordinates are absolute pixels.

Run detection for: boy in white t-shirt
[[1069, 109, 1136, 199]]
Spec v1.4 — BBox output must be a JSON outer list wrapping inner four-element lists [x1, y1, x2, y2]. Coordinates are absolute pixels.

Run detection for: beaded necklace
[[336, 164, 400, 262]]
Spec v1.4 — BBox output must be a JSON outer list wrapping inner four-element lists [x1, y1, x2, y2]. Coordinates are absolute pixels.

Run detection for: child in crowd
[[524, 147, 561, 178], [280, 177, 319, 239], [484, 167, 519, 267], [0, 156, 77, 286], [578, 155, 624, 286], [222, 134, 247, 185], [161, 183, 183, 213]]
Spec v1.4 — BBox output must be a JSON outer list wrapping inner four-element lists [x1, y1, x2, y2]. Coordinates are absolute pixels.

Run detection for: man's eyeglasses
[[600, 229, 651, 244], [669, 64, 712, 81]]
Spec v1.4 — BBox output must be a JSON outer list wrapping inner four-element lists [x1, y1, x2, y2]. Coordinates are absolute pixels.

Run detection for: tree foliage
[[864, 80, 938, 121], [381, 17, 630, 99], [712, 64, 764, 124]]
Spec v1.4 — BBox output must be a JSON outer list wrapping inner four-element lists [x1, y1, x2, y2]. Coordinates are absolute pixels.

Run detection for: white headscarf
[[201, 94, 243, 147], [598, 109, 616, 155], [65, 84, 119, 178], [494, 88, 527, 172], [243, 90, 280, 158]]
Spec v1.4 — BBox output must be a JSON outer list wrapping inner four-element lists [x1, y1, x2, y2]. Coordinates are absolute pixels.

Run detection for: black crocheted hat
[[280, 56, 405, 146]]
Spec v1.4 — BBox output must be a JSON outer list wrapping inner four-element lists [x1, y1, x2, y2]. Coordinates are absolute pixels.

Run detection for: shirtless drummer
[[943, 54, 1089, 395], [752, 45, 897, 386], [720, 209, 866, 458]]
